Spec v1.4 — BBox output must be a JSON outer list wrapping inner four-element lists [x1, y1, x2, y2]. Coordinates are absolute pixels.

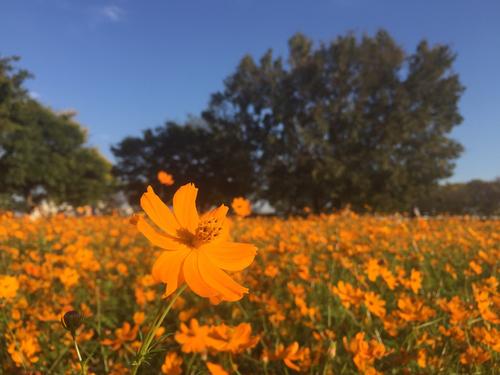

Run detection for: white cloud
[[99, 5, 124, 22]]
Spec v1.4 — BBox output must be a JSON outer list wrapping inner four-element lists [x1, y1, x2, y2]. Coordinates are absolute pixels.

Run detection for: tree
[[112, 119, 254, 209], [0, 56, 113, 210], [418, 179, 500, 216], [203, 30, 464, 213]]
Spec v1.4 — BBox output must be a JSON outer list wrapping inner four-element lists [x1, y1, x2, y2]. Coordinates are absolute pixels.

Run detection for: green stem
[[236, 301, 249, 319], [186, 353, 197, 373], [73, 336, 87, 375], [229, 353, 242, 375], [48, 346, 70, 373], [73, 338, 83, 362], [96, 281, 109, 373], [131, 284, 187, 374]]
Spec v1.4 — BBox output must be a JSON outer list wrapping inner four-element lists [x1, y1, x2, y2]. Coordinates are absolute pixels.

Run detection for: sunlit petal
[[140, 186, 180, 236], [182, 251, 217, 298], [136, 215, 182, 250], [198, 251, 248, 301], [173, 183, 200, 233], [151, 247, 190, 296], [202, 204, 229, 222], [203, 242, 256, 271]]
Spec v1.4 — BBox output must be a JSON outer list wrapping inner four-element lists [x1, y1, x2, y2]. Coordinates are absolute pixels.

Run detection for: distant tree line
[[111, 118, 253, 210], [417, 179, 500, 216], [113, 30, 466, 214], [0, 56, 113, 211], [2, 31, 497, 215]]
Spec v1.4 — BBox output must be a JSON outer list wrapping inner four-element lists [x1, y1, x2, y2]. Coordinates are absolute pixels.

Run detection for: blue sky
[[1, 0, 499, 182]]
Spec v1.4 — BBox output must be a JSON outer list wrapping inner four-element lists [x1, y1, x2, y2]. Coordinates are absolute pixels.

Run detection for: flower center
[[195, 218, 222, 244]]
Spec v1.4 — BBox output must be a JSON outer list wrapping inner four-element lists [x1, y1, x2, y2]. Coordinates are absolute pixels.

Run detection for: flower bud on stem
[[61, 310, 87, 375]]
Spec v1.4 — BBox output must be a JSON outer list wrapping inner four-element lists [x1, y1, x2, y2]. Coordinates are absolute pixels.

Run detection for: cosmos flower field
[[0, 203, 499, 373]]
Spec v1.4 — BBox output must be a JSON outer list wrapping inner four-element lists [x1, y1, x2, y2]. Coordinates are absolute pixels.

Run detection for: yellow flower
[[364, 292, 386, 318], [174, 319, 210, 353], [206, 322, 260, 354], [332, 281, 364, 309], [0, 275, 19, 300], [157, 171, 174, 186], [397, 296, 436, 322], [136, 183, 257, 303], [459, 346, 491, 365], [101, 322, 139, 351], [231, 197, 252, 218], [270, 342, 311, 372], [133, 311, 145, 325], [58, 268, 79, 288], [161, 352, 183, 374], [343, 332, 389, 374], [206, 362, 229, 375], [410, 269, 422, 293]]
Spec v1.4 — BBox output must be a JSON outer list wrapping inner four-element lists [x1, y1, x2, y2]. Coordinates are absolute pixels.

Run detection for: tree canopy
[[113, 30, 465, 214], [0, 56, 113, 210], [418, 179, 500, 216], [112, 119, 254, 209], [203, 30, 464, 213]]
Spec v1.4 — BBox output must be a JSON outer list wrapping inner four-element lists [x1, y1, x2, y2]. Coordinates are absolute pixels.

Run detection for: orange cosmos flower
[[332, 281, 364, 309], [157, 171, 174, 186], [365, 259, 382, 282], [437, 296, 470, 324], [7, 334, 40, 366], [0, 275, 19, 300], [397, 295, 436, 322], [471, 326, 500, 352], [459, 346, 491, 365], [409, 269, 422, 293], [364, 292, 386, 318], [270, 342, 311, 372], [161, 352, 183, 375], [133, 311, 145, 325], [135, 183, 257, 303], [174, 318, 210, 353], [206, 322, 260, 354], [101, 322, 139, 351], [206, 362, 229, 375], [343, 332, 389, 374], [417, 348, 427, 368], [472, 284, 500, 324], [379, 267, 397, 290], [231, 197, 252, 218]]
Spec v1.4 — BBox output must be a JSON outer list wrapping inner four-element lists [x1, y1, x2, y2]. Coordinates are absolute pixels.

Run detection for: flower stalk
[[72, 336, 87, 375], [61, 310, 86, 374], [131, 284, 186, 374]]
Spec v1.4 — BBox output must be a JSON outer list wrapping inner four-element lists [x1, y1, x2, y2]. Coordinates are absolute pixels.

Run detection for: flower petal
[[197, 251, 248, 301], [284, 358, 301, 372], [206, 362, 229, 375], [202, 204, 229, 222], [183, 251, 218, 298], [203, 242, 256, 271], [152, 247, 190, 296], [140, 186, 180, 236], [173, 183, 200, 233], [136, 215, 181, 250]]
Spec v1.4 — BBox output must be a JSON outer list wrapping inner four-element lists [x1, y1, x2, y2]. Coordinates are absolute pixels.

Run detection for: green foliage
[[112, 30, 465, 214], [418, 179, 500, 216], [0, 56, 113, 210], [204, 30, 464, 213], [111, 120, 254, 209]]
